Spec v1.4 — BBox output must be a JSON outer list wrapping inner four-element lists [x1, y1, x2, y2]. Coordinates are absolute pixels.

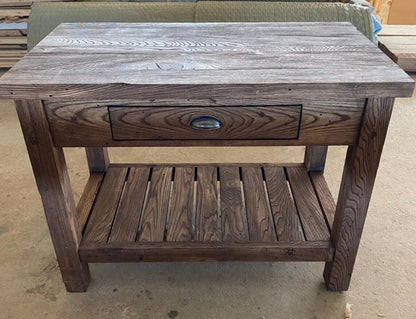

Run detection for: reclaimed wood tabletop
[[0, 22, 413, 100]]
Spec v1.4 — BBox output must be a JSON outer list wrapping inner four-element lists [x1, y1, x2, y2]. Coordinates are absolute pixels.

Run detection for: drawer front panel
[[108, 106, 301, 140]]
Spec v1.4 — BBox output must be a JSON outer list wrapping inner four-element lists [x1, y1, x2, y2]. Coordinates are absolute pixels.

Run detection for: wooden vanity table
[[0, 22, 413, 292]]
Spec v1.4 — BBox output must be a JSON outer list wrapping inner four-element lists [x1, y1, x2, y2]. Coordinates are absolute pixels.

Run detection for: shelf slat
[[83, 167, 128, 243], [109, 167, 149, 243], [264, 166, 304, 242], [286, 167, 330, 241], [166, 167, 194, 242], [220, 166, 249, 242], [137, 167, 172, 242]]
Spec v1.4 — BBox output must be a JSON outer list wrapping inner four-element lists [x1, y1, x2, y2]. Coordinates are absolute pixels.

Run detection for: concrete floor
[[0, 90, 415, 318]]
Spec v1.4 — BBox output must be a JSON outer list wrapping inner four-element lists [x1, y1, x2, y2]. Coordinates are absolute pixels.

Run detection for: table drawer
[[108, 106, 301, 140]]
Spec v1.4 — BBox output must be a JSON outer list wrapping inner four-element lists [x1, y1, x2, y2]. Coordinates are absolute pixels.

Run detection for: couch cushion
[[196, 1, 374, 41], [28, 2, 196, 50]]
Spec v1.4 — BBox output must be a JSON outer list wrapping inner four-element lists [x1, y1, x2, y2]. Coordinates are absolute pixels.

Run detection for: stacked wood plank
[[0, 1, 66, 68], [379, 25, 416, 72], [0, 2, 30, 67]]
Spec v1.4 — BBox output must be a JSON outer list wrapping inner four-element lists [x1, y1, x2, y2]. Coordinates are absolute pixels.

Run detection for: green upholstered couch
[[27, 1, 375, 51]]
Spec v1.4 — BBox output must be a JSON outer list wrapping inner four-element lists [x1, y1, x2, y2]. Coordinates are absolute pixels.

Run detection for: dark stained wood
[[45, 98, 365, 147], [109, 167, 149, 242], [82, 167, 128, 243], [76, 173, 104, 232], [219, 167, 249, 242], [286, 167, 330, 241], [264, 166, 304, 242], [137, 167, 172, 242], [195, 166, 220, 242], [304, 146, 328, 172], [79, 241, 334, 263], [109, 163, 305, 168], [310, 172, 336, 231], [166, 167, 194, 242], [0, 23, 413, 100], [85, 147, 109, 173], [324, 97, 395, 291], [15, 99, 90, 292], [109, 106, 301, 140], [76, 163, 336, 263], [241, 167, 276, 242]]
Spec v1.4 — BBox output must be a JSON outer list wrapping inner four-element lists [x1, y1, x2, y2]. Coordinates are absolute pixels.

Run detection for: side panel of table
[[15, 99, 90, 292]]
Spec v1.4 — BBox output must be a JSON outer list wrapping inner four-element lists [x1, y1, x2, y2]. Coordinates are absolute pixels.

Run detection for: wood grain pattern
[[219, 167, 249, 242], [109, 106, 300, 140], [76, 173, 104, 232], [109, 167, 149, 243], [85, 147, 109, 173], [195, 167, 220, 242], [286, 167, 330, 241], [0, 23, 412, 100], [166, 167, 194, 242], [264, 166, 304, 242], [137, 167, 172, 242], [324, 98, 395, 291], [15, 99, 90, 292], [304, 146, 328, 172], [310, 172, 336, 232], [45, 98, 365, 147], [83, 167, 128, 243], [241, 167, 276, 242], [79, 241, 334, 263], [77, 163, 336, 262]]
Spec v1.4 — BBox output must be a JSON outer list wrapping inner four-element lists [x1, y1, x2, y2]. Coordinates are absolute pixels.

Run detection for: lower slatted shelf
[[78, 164, 335, 262]]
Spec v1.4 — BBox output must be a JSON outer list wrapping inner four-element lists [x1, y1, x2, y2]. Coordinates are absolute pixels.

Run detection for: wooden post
[[86, 147, 109, 173], [304, 146, 328, 172], [15, 100, 90, 292], [324, 97, 394, 291]]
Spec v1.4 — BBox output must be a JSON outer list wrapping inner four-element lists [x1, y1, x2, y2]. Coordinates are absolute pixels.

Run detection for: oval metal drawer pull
[[189, 115, 222, 130]]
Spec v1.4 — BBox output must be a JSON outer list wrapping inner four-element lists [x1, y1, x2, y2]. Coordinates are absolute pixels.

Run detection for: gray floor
[[0, 89, 415, 318]]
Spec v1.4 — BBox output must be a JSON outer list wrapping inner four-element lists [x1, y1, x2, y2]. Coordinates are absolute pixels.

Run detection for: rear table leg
[[304, 146, 328, 172], [86, 147, 109, 173]]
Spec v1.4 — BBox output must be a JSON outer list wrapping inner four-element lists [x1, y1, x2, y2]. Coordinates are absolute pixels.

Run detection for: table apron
[[44, 98, 365, 147]]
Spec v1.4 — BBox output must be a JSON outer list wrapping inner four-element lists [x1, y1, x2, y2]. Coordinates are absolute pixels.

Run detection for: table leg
[[86, 147, 109, 173], [15, 100, 90, 292], [324, 97, 394, 291], [304, 146, 328, 172]]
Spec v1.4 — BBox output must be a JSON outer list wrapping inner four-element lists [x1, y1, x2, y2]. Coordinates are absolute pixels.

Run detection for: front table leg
[[324, 97, 394, 291], [15, 100, 90, 292]]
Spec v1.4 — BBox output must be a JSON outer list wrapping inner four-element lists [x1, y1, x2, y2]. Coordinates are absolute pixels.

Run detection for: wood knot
[[286, 248, 294, 256]]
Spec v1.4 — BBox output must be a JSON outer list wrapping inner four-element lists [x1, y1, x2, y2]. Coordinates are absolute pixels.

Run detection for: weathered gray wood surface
[[0, 22, 413, 100]]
